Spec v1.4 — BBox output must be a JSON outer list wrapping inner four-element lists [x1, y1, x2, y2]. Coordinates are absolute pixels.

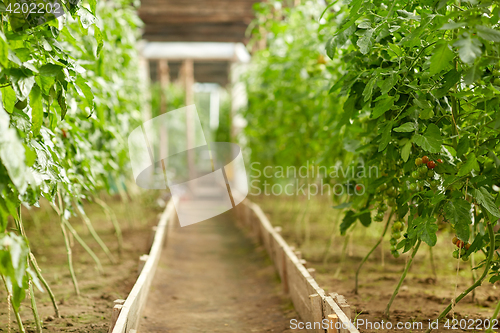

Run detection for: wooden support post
[[138, 254, 149, 275], [108, 300, 125, 333], [148, 226, 157, 251], [281, 247, 288, 294], [158, 60, 169, 164], [299, 259, 307, 268], [183, 59, 195, 183], [330, 293, 351, 321], [295, 250, 302, 259], [309, 294, 323, 333], [327, 314, 339, 333]]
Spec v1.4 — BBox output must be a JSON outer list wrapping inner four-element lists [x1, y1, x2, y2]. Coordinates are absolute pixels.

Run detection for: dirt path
[[139, 211, 305, 333]]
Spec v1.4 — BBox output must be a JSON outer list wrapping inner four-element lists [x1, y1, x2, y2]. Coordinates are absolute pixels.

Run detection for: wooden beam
[[112, 199, 177, 333]]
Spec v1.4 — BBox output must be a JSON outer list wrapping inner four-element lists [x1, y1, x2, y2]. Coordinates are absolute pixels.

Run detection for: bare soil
[[139, 211, 305, 333], [253, 195, 500, 333], [0, 193, 164, 333]]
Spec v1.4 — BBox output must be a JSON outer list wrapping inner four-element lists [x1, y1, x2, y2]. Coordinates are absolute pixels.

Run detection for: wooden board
[[112, 199, 177, 333], [242, 200, 359, 333]]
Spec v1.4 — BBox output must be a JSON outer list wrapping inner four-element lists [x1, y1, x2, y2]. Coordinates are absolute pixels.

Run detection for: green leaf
[[453, 34, 482, 64], [463, 63, 481, 85], [0, 109, 26, 191], [458, 152, 479, 177], [94, 25, 104, 56], [57, 89, 68, 121], [443, 198, 471, 241], [10, 70, 35, 101], [393, 122, 415, 132], [357, 29, 374, 55], [401, 140, 412, 162], [29, 86, 43, 137], [412, 123, 442, 153], [415, 216, 438, 246], [78, 8, 97, 29], [0, 38, 8, 68], [1, 86, 16, 113], [38, 64, 64, 77], [430, 43, 454, 75], [379, 73, 395, 95], [340, 210, 357, 235], [435, 69, 461, 99], [456, 137, 469, 157], [362, 77, 376, 102], [476, 25, 500, 42], [332, 202, 352, 209], [473, 187, 500, 218], [89, 0, 97, 14], [75, 77, 94, 109], [358, 211, 371, 227], [378, 121, 393, 152], [372, 95, 395, 119]]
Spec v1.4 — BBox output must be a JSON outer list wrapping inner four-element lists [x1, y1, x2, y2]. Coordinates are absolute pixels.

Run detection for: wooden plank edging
[[112, 198, 177, 333], [242, 200, 360, 333]]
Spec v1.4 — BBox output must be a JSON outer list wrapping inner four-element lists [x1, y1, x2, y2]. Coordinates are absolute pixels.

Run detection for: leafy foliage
[[0, 0, 144, 314]]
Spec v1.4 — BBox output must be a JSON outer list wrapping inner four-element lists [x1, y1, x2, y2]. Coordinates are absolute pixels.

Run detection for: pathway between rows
[[139, 209, 306, 332]]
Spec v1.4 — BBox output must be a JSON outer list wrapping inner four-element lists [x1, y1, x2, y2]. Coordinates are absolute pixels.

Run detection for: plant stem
[[485, 298, 500, 333], [29, 253, 60, 318], [63, 220, 104, 273], [429, 246, 437, 281], [355, 210, 393, 295], [334, 232, 350, 279], [424, 222, 496, 333], [58, 192, 80, 296], [74, 200, 116, 264], [60, 219, 80, 295], [384, 239, 421, 318], [16, 207, 44, 330], [29, 281, 42, 333], [94, 198, 123, 256], [1, 274, 26, 333]]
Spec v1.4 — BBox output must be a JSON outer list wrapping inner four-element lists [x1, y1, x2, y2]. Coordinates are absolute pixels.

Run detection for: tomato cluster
[[410, 156, 443, 191], [389, 221, 405, 258], [452, 236, 471, 261]]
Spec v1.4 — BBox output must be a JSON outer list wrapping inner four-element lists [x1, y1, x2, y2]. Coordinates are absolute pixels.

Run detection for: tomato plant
[[246, 0, 500, 329], [0, 0, 144, 331], [325, 0, 500, 326]]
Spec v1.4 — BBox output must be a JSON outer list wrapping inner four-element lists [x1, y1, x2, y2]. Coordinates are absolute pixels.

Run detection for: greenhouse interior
[[0, 0, 500, 332]]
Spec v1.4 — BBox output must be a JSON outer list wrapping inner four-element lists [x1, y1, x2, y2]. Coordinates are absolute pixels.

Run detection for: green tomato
[[461, 255, 469, 262], [409, 183, 417, 191], [427, 170, 434, 178], [379, 203, 388, 212], [418, 165, 428, 175], [15, 99, 28, 110], [386, 186, 396, 196], [411, 171, 419, 179], [390, 238, 397, 246], [387, 199, 397, 207], [375, 212, 385, 222], [392, 231, 402, 239], [452, 250, 459, 259], [392, 251, 400, 258], [494, 78, 500, 85], [380, 183, 388, 191], [430, 180, 439, 188], [393, 221, 403, 231]]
